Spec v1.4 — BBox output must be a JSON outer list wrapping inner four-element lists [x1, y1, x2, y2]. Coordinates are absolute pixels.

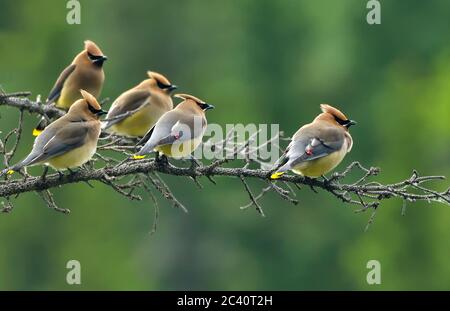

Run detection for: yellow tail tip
[[270, 172, 284, 180], [7, 169, 15, 175], [132, 155, 146, 160], [32, 128, 42, 137]]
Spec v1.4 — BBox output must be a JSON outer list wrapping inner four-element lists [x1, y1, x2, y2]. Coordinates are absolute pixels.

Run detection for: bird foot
[[41, 166, 49, 182], [189, 156, 202, 169], [155, 153, 169, 166]]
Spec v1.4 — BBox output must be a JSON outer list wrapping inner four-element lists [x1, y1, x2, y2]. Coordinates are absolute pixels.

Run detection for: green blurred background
[[1, 0, 450, 290]]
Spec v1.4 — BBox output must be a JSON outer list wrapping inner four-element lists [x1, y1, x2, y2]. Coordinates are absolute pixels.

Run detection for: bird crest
[[147, 71, 171, 86], [80, 89, 101, 110], [320, 104, 348, 121], [174, 93, 205, 104], [84, 40, 104, 56]]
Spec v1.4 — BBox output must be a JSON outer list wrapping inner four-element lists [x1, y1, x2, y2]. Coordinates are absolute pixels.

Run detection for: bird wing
[[288, 126, 345, 167], [156, 113, 206, 145], [46, 64, 77, 103], [26, 122, 89, 166], [136, 125, 155, 147], [103, 90, 152, 129], [137, 111, 205, 155]]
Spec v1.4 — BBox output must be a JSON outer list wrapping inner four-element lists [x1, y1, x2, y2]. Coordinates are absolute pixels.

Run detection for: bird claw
[[41, 166, 49, 181], [189, 156, 202, 168], [155, 153, 169, 166]]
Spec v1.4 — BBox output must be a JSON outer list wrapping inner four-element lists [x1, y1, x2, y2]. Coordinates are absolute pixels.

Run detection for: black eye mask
[[334, 116, 356, 128], [87, 103, 106, 116], [87, 52, 107, 67], [198, 103, 215, 111], [156, 80, 171, 89]]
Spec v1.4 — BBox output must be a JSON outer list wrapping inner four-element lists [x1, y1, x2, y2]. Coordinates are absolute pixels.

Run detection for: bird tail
[[33, 117, 48, 136], [270, 153, 290, 180], [3, 152, 40, 175], [0, 167, 18, 177], [132, 154, 146, 160], [131, 148, 148, 160], [270, 171, 285, 180], [132, 141, 157, 160], [132, 149, 150, 160]]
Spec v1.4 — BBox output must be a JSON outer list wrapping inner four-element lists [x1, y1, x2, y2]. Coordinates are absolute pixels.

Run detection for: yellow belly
[[109, 105, 167, 137], [292, 149, 346, 178], [155, 138, 202, 159], [56, 79, 102, 110], [56, 89, 82, 110], [46, 143, 97, 170]]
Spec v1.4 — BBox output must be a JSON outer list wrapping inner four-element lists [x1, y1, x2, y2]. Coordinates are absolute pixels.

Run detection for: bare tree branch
[[1, 92, 450, 230]]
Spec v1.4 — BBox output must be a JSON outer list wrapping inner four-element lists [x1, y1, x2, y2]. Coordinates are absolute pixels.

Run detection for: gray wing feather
[[103, 90, 151, 129], [12, 122, 88, 170], [136, 111, 205, 156], [277, 127, 344, 172], [47, 64, 77, 103], [136, 113, 176, 155]]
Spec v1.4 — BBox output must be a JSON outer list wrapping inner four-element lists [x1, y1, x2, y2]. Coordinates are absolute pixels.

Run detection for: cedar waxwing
[[134, 94, 214, 159], [33, 40, 107, 136], [4, 90, 106, 174], [102, 71, 176, 137], [271, 104, 356, 179]]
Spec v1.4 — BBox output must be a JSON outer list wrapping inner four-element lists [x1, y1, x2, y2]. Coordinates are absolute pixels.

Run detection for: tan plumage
[[271, 104, 356, 179], [33, 40, 107, 136], [49, 40, 106, 110], [134, 94, 214, 159], [102, 71, 176, 137], [6, 90, 106, 173]]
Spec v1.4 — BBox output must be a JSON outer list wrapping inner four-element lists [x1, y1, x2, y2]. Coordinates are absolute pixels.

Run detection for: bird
[[271, 104, 356, 179], [3, 90, 106, 175], [102, 71, 176, 137], [133, 94, 214, 159], [33, 40, 107, 136]]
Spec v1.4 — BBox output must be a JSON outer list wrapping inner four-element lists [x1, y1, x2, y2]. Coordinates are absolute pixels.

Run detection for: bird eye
[[87, 52, 105, 61], [87, 103, 104, 115], [87, 104, 98, 114]]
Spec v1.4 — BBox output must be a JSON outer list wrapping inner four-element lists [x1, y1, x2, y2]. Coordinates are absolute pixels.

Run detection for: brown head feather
[[174, 93, 205, 104], [84, 40, 104, 56], [320, 104, 348, 121], [80, 89, 102, 110], [147, 71, 171, 86]]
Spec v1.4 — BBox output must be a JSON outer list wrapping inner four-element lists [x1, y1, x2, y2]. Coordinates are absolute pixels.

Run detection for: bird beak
[[168, 85, 178, 92], [96, 109, 107, 116], [346, 120, 357, 128], [204, 103, 215, 111], [92, 55, 108, 66]]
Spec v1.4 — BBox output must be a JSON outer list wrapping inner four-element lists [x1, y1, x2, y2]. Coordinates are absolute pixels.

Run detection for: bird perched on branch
[[102, 71, 176, 137], [33, 40, 107, 136], [133, 94, 214, 159], [271, 104, 356, 179], [3, 90, 106, 175]]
